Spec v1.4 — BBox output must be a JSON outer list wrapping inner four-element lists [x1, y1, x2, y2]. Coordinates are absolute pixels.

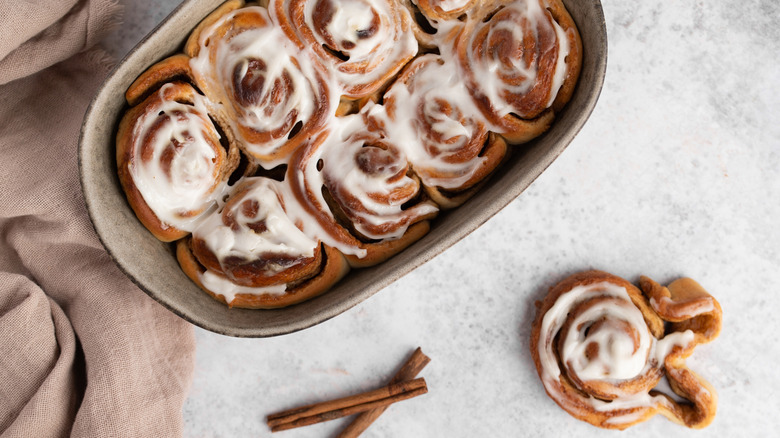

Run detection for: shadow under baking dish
[[79, 0, 607, 337]]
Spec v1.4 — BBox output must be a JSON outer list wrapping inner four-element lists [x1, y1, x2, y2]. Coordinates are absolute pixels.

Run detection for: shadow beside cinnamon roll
[[530, 270, 722, 430]]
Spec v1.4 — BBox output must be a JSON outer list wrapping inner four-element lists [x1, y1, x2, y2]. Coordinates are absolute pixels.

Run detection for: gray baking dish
[[79, 0, 607, 337]]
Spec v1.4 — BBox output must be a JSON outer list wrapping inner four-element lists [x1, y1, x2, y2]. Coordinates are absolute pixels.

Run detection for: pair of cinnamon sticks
[[267, 347, 431, 436]]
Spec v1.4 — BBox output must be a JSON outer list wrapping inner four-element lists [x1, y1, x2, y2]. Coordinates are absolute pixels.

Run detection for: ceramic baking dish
[[79, 0, 607, 337]]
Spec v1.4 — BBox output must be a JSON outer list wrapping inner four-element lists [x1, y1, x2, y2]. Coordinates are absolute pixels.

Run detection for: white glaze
[[538, 281, 698, 420], [193, 178, 318, 275], [297, 114, 439, 242], [650, 295, 716, 316], [199, 270, 288, 305], [547, 12, 571, 107], [436, 0, 470, 13], [130, 84, 229, 231], [276, 0, 418, 97], [372, 54, 490, 189], [560, 297, 653, 381], [459, 0, 571, 117], [189, 6, 333, 168]]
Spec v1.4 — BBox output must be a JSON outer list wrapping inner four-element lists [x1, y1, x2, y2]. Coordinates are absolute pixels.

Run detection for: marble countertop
[[104, 1, 780, 436]]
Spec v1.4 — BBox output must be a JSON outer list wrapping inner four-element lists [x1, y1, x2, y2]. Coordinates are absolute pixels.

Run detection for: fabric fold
[[0, 0, 121, 85], [0, 1, 196, 436], [0, 277, 80, 438]]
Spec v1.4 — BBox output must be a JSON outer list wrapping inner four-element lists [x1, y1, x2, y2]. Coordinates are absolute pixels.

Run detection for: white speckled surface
[[104, 0, 780, 436]]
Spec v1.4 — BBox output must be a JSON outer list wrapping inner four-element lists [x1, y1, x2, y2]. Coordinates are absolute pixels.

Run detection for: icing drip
[[130, 83, 229, 231], [200, 270, 288, 305], [436, 0, 470, 12]]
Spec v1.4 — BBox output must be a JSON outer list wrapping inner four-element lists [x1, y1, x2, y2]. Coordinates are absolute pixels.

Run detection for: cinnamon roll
[[377, 54, 507, 208], [116, 81, 239, 242], [455, 0, 582, 143], [530, 270, 722, 429], [288, 116, 438, 267], [186, 2, 334, 167], [270, 0, 418, 99], [177, 177, 349, 308]]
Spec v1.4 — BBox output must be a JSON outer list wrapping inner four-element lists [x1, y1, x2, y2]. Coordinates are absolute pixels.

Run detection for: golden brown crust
[[177, 238, 350, 309], [415, 0, 476, 22], [343, 221, 431, 268], [125, 54, 195, 106], [183, 0, 246, 58], [530, 270, 722, 430], [544, 0, 583, 114], [422, 134, 509, 209]]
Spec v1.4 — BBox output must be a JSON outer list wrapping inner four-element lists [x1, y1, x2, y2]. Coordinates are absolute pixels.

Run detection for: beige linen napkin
[[0, 1, 196, 437]]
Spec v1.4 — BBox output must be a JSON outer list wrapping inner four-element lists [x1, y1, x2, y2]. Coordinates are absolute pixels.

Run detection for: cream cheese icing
[[129, 83, 230, 231]]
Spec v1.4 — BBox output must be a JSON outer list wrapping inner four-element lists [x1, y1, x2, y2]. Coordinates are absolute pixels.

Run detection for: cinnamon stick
[[267, 377, 428, 432], [337, 347, 431, 438]]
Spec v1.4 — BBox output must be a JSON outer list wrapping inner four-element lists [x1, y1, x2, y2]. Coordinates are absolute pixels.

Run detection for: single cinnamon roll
[[177, 177, 350, 308], [288, 116, 438, 267], [456, 0, 582, 143], [186, 2, 334, 167], [270, 0, 418, 99], [530, 270, 722, 430], [116, 81, 239, 242], [377, 54, 508, 208]]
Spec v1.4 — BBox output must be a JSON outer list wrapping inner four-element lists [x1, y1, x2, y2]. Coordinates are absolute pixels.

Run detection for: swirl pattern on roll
[[530, 270, 722, 430], [192, 177, 321, 287], [375, 54, 507, 205], [414, 0, 476, 22], [189, 5, 333, 167], [455, 0, 581, 142], [116, 82, 237, 242], [271, 0, 418, 98], [178, 177, 349, 308], [288, 116, 438, 256]]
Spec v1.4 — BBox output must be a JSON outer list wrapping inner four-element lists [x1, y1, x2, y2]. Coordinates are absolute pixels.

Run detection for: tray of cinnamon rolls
[[80, 0, 607, 336]]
